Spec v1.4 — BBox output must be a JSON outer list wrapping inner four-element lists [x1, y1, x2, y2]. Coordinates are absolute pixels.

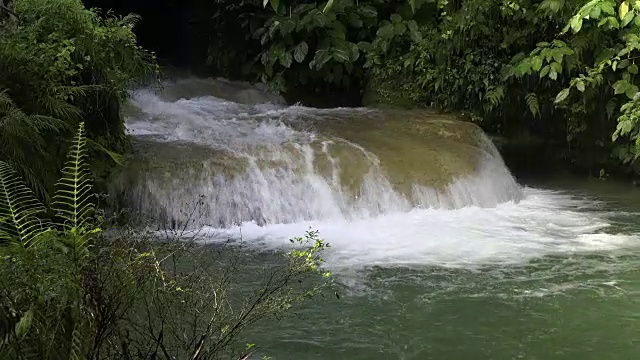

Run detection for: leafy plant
[[0, 0, 159, 201], [0, 122, 332, 359], [0, 122, 96, 359]]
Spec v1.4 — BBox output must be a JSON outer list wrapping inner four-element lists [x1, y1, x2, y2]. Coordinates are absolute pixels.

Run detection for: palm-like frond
[[37, 94, 82, 120], [0, 89, 70, 201], [52, 122, 94, 231], [0, 161, 49, 248]]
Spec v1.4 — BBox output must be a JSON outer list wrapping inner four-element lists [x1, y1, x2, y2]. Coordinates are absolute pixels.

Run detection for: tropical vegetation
[[0, 1, 332, 358], [0, 0, 158, 200], [207, 0, 640, 178], [0, 122, 331, 359]]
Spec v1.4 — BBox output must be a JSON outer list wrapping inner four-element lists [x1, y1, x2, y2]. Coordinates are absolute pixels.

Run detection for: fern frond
[[69, 326, 86, 360], [52, 122, 94, 231], [38, 95, 81, 120], [52, 84, 103, 100], [0, 161, 49, 247], [483, 85, 505, 112], [119, 13, 141, 28], [525, 92, 540, 118]]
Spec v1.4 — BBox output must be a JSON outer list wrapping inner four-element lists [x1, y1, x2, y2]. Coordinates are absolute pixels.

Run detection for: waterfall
[[115, 78, 523, 228]]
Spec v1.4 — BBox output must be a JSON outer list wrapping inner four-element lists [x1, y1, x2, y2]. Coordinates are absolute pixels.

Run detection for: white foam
[[203, 188, 638, 271], [123, 83, 523, 227]]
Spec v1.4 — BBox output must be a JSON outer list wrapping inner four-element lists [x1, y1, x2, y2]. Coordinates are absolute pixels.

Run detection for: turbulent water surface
[[124, 78, 640, 359]]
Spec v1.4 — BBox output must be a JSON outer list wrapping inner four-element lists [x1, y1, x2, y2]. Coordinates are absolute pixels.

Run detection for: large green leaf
[[555, 88, 570, 103]]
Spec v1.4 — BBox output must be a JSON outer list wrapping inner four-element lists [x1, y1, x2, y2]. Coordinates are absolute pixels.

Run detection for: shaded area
[[83, 0, 212, 72]]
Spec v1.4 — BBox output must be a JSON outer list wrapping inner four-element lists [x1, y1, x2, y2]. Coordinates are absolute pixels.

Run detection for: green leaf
[[52, 122, 95, 232], [552, 51, 563, 64], [378, 23, 395, 39], [391, 14, 403, 23], [0, 161, 49, 248], [347, 12, 363, 28], [613, 79, 631, 94], [357, 41, 372, 51], [15, 309, 33, 339], [549, 70, 558, 80], [540, 65, 550, 78], [609, 16, 620, 28], [394, 22, 407, 35], [622, 11, 635, 26], [525, 93, 540, 117], [329, 21, 346, 40], [570, 16, 583, 33], [619, 59, 631, 69], [294, 41, 309, 63], [332, 47, 351, 63], [629, 64, 639, 74], [555, 88, 570, 103], [626, 84, 639, 99], [620, 1, 630, 19], [532, 56, 544, 72], [309, 50, 332, 70], [590, 5, 602, 19], [602, 1, 616, 15], [270, 0, 280, 12], [577, 80, 586, 92], [550, 61, 562, 73], [349, 42, 360, 62], [279, 20, 296, 36], [279, 52, 293, 68]]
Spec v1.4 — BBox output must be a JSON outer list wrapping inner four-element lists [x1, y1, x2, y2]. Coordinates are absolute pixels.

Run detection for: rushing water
[[124, 79, 640, 359]]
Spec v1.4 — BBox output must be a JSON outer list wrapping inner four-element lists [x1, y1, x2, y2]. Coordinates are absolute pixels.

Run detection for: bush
[[0, 123, 332, 359], [0, 0, 158, 200]]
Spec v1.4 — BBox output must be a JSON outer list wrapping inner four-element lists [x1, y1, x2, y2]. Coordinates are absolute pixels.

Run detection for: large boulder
[[114, 88, 519, 228]]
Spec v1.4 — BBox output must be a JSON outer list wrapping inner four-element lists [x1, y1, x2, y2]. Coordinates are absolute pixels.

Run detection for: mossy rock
[[288, 109, 487, 197]]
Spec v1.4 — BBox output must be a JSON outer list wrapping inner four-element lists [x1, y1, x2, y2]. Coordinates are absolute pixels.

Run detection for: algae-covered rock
[[109, 137, 248, 226], [295, 109, 487, 197], [117, 89, 512, 227]]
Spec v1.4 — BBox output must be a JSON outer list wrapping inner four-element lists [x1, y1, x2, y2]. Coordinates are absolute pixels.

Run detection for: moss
[[296, 110, 485, 197]]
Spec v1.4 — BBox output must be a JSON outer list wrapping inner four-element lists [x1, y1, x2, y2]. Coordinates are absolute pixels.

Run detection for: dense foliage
[[0, 123, 331, 359], [206, 0, 640, 177], [0, 0, 158, 200]]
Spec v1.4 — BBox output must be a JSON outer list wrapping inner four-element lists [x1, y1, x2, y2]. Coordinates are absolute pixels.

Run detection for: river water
[[124, 79, 640, 359], [232, 179, 640, 360]]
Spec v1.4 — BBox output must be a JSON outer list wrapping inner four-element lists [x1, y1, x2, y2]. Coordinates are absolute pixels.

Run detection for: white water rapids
[[122, 78, 638, 272]]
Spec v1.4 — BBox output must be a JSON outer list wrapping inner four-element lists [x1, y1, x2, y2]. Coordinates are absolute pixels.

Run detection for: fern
[[525, 92, 540, 118], [0, 161, 49, 248], [52, 122, 94, 231], [0, 90, 69, 200], [483, 85, 505, 112], [69, 326, 85, 360]]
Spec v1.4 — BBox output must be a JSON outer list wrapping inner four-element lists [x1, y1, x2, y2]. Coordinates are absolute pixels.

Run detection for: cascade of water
[[118, 78, 523, 228]]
